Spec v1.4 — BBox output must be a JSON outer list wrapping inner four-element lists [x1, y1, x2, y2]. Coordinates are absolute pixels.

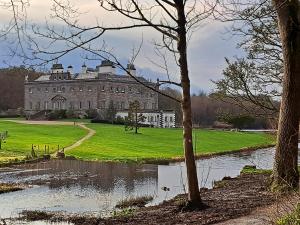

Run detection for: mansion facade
[[24, 61, 175, 128]]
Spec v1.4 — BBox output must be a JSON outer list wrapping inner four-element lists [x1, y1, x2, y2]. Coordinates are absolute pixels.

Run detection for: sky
[[0, 0, 243, 94]]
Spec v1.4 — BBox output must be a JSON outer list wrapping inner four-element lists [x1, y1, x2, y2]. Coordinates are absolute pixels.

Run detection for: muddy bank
[[21, 172, 276, 225]]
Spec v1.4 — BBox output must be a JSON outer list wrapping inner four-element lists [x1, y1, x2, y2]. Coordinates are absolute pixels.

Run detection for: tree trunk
[[272, 0, 300, 190], [176, 1, 201, 205]]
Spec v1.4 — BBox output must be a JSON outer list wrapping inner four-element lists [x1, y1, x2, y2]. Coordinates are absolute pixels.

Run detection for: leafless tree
[[25, 0, 216, 206], [213, 0, 282, 118], [0, 0, 30, 65]]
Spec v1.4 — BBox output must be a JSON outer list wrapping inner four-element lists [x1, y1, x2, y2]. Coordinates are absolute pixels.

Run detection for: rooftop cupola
[[67, 65, 73, 75], [82, 63, 87, 73], [98, 60, 116, 74], [51, 64, 64, 73], [126, 63, 136, 76]]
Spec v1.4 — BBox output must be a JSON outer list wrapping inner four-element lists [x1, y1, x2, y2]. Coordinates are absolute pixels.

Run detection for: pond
[[0, 146, 298, 225]]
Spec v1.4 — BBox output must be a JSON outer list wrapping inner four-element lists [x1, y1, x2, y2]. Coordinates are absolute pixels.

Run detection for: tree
[[214, 0, 282, 118], [271, 0, 300, 190], [215, 0, 300, 189], [104, 100, 117, 123], [25, 0, 216, 206], [125, 101, 145, 134]]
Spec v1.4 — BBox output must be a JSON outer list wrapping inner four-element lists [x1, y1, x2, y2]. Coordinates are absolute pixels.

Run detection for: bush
[[91, 116, 125, 125], [47, 110, 67, 120], [66, 110, 76, 119], [85, 109, 98, 119]]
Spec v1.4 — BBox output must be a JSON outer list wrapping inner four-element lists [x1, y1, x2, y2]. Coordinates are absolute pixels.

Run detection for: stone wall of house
[[24, 78, 159, 115]]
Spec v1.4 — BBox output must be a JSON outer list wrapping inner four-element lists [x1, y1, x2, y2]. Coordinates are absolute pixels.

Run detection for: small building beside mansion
[[24, 61, 175, 128]]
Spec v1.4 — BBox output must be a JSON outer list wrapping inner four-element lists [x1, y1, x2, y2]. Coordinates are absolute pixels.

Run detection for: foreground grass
[[67, 123, 275, 162], [116, 195, 154, 208], [0, 121, 87, 163]]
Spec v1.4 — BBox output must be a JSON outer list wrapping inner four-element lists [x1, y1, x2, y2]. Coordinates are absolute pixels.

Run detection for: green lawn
[[0, 121, 87, 162], [67, 123, 275, 162], [0, 121, 275, 163]]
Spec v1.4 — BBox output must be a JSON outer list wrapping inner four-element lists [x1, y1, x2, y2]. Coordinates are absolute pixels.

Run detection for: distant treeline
[[0, 67, 40, 111], [159, 88, 276, 129]]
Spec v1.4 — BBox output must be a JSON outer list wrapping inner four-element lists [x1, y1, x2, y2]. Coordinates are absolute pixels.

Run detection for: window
[[101, 101, 106, 109], [101, 86, 105, 92], [150, 116, 153, 122], [61, 87, 65, 93], [29, 102, 33, 110], [144, 102, 147, 109], [53, 87, 57, 93], [45, 88, 49, 93], [44, 101, 48, 110], [36, 102, 41, 110], [152, 103, 155, 109], [88, 86, 92, 92], [79, 102, 82, 109], [116, 87, 119, 93], [70, 87, 74, 92], [88, 101, 91, 109], [37, 88, 41, 92], [121, 102, 125, 109], [165, 116, 168, 122], [110, 86, 113, 92], [170, 117, 173, 122], [70, 102, 74, 110], [79, 86, 83, 92], [29, 88, 33, 93]]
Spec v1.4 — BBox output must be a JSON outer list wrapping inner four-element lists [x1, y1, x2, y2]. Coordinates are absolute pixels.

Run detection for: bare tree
[[0, 0, 30, 64], [25, 0, 215, 206], [213, 0, 282, 118], [272, 0, 300, 190]]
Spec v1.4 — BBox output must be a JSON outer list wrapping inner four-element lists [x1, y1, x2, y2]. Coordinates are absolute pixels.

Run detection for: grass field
[[0, 121, 87, 162], [67, 123, 275, 162], [0, 120, 275, 163]]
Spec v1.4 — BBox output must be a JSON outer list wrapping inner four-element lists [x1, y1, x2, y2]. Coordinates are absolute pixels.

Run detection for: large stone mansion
[[24, 61, 175, 128]]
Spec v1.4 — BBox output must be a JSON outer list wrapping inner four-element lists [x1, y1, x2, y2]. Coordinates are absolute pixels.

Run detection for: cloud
[[0, 1, 244, 94]]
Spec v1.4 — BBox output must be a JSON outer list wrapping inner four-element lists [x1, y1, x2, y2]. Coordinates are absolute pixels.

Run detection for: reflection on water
[[0, 146, 299, 224]]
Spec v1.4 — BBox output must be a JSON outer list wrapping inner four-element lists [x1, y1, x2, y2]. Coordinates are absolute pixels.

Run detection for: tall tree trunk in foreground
[[176, 1, 201, 205], [272, 0, 300, 190]]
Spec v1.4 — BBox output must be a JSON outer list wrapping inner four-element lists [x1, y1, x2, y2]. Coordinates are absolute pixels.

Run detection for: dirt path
[[4, 120, 96, 151], [64, 123, 95, 151], [215, 193, 298, 225]]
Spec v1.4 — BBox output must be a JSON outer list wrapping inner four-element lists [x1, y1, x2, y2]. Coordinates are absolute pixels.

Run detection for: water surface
[[0, 146, 297, 224]]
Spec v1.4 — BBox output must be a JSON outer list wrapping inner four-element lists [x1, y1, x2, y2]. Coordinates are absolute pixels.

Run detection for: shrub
[[66, 109, 76, 119], [85, 109, 98, 119], [47, 110, 67, 120]]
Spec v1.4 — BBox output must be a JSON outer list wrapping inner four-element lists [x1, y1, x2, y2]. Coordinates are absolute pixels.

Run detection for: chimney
[[99, 60, 116, 74], [67, 65, 73, 75], [82, 63, 87, 73], [126, 63, 136, 76]]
